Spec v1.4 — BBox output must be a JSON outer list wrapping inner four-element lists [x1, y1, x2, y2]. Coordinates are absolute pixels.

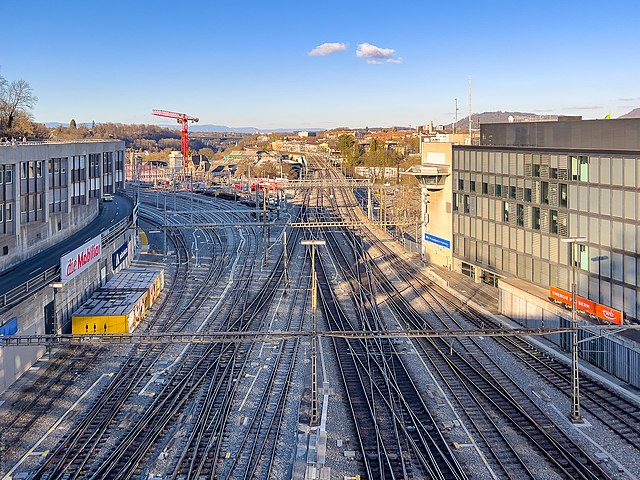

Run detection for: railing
[[0, 214, 133, 315], [0, 265, 60, 313]]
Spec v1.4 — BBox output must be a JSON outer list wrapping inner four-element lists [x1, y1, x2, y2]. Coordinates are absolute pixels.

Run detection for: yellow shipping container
[[72, 315, 130, 334]]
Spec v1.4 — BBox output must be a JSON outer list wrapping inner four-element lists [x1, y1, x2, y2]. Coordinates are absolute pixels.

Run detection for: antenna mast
[[468, 76, 472, 145], [454, 98, 458, 135]]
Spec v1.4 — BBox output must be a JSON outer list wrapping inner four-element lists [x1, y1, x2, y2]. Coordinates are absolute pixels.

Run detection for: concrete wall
[[481, 118, 640, 150], [499, 279, 640, 388], [0, 140, 124, 271], [420, 142, 453, 268], [0, 225, 134, 393]]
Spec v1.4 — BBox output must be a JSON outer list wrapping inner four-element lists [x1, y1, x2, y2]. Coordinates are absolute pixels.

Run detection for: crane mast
[[151, 109, 199, 169]]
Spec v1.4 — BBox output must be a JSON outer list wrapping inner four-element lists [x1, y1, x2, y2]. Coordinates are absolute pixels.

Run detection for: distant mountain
[[619, 108, 640, 119], [45, 122, 93, 128], [43, 122, 324, 134], [162, 124, 324, 134], [446, 111, 558, 130]]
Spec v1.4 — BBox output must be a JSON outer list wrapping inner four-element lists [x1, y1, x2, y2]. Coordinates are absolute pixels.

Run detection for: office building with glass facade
[[451, 118, 640, 322]]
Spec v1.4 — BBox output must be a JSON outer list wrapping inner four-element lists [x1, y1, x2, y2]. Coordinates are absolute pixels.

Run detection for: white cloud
[[356, 43, 401, 64], [356, 42, 395, 60], [308, 42, 347, 57]]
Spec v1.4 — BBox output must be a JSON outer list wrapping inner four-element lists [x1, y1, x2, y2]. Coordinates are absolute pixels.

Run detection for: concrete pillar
[[43, 159, 49, 224], [474, 266, 482, 284], [13, 163, 20, 237]]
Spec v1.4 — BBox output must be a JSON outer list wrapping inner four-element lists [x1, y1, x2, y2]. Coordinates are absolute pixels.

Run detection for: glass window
[[29, 162, 34, 177], [495, 184, 502, 197], [532, 164, 540, 177], [517, 204, 524, 227], [611, 158, 623, 186], [5, 204, 11, 221], [550, 210, 558, 234], [470, 180, 476, 192], [524, 187, 532, 202], [590, 157, 600, 183], [611, 252, 624, 282], [5, 169, 12, 184], [571, 155, 589, 181], [509, 186, 516, 199], [458, 179, 464, 190], [611, 190, 623, 218], [599, 157, 610, 184], [612, 221, 624, 250], [589, 186, 599, 214], [503, 201, 509, 222], [600, 189, 611, 216], [533, 207, 541, 230], [559, 184, 568, 208], [36, 161, 42, 177], [541, 182, 549, 204], [625, 191, 636, 221], [549, 167, 558, 179], [624, 222, 636, 251], [624, 158, 636, 188], [600, 219, 611, 247], [482, 182, 488, 194], [21, 162, 27, 179]]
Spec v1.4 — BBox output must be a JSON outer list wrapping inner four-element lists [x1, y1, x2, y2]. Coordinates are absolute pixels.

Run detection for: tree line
[[0, 70, 38, 138]]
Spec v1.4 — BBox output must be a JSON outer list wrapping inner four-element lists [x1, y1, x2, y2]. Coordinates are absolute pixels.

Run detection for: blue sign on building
[[424, 233, 451, 249], [0, 317, 18, 337], [112, 242, 129, 270]]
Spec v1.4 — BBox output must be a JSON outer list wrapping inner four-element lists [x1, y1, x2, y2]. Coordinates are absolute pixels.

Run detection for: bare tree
[[1, 79, 37, 129]]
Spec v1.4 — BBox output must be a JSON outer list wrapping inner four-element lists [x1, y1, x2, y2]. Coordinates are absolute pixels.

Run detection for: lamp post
[[301, 239, 325, 426], [561, 236, 587, 423]]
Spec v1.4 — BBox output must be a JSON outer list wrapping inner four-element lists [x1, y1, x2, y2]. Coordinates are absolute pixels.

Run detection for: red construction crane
[[151, 109, 199, 167]]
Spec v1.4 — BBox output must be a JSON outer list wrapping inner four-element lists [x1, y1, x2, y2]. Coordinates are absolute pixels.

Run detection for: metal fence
[[0, 215, 132, 315]]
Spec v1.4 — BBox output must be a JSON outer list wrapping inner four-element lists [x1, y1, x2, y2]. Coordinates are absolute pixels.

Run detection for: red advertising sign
[[60, 234, 102, 283], [549, 286, 571, 306], [576, 296, 596, 315], [595, 304, 624, 325], [549, 286, 623, 325]]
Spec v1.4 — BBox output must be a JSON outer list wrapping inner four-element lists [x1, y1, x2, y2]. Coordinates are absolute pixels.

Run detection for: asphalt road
[[0, 194, 133, 295]]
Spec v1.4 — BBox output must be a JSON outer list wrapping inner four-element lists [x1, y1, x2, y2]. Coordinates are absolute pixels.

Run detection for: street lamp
[[301, 239, 325, 426], [561, 236, 587, 423]]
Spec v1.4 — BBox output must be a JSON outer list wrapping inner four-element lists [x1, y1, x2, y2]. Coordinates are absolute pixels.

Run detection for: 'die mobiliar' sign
[[61, 234, 102, 283]]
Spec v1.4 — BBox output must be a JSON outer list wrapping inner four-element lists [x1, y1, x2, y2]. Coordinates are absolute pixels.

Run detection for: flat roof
[[453, 144, 640, 156]]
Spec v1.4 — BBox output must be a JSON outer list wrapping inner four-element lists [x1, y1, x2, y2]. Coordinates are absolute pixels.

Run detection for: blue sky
[[3, 0, 639, 129]]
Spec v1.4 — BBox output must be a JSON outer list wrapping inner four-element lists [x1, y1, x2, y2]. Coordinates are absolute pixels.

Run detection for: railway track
[[313, 158, 615, 479], [300, 173, 466, 479], [25, 193, 261, 479]]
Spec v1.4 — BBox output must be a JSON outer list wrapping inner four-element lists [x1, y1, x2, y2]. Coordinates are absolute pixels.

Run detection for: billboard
[[112, 241, 129, 270], [424, 233, 451, 248], [549, 286, 623, 325], [61, 234, 102, 283]]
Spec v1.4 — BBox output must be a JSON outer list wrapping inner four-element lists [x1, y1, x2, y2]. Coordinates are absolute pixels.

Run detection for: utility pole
[[561, 237, 587, 423], [283, 229, 289, 286], [263, 189, 267, 267], [163, 192, 167, 254], [454, 97, 458, 134], [468, 76, 473, 145], [301, 239, 325, 427]]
